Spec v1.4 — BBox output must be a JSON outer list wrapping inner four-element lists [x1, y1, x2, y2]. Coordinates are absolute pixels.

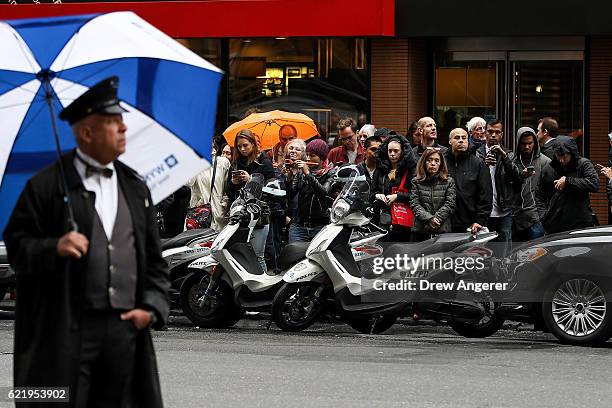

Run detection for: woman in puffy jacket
[[409, 148, 456, 241], [372, 134, 418, 242]]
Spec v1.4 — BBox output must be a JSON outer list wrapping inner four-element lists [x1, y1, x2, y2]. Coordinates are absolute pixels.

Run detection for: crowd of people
[[180, 114, 610, 273]]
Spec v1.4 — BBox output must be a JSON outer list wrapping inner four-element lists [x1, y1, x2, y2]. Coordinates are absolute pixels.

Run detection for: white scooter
[[271, 166, 408, 334], [160, 228, 218, 310], [179, 175, 314, 327]]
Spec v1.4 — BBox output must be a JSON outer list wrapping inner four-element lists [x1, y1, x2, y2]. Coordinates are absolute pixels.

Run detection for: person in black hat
[[3, 76, 169, 408]]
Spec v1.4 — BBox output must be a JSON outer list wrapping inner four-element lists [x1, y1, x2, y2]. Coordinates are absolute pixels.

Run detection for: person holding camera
[[511, 127, 551, 241], [228, 129, 275, 273], [476, 120, 522, 244]]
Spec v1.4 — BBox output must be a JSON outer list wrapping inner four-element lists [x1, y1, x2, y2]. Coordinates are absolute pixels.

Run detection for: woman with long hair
[[372, 134, 418, 242], [228, 129, 275, 273], [409, 148, 456, 241]]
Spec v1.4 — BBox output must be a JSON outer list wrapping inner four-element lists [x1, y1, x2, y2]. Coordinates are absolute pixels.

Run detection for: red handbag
[[390, 171, 414, 228]]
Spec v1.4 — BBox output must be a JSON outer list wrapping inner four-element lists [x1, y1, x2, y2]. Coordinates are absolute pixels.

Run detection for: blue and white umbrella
[[0, 11, 223, 233]]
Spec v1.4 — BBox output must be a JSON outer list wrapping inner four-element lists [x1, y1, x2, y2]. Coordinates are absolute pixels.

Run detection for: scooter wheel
[[272, 282, 323, 332], [180, 271, 241, 328], [346, 314, 397, 334]]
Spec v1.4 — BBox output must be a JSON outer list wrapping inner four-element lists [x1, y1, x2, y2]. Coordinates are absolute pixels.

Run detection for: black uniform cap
[[59, 76, 128, 125]]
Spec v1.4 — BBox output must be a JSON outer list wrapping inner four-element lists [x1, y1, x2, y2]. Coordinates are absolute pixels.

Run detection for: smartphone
[[526, 166, 535, 172], [231, 170, 243, 177]]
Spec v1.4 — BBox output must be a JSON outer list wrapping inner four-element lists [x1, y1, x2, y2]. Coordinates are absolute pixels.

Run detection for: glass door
[[434, 52, 505, 146], [510, 52, 584, 151]]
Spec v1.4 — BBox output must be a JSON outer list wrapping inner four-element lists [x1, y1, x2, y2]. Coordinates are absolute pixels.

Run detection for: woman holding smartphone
[[228, 129, 275, 273]]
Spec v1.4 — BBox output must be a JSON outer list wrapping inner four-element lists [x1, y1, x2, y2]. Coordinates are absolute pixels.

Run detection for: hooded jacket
[[511, 128, 551, 231], [444, 149, 493, 231], [537, 136, 599, 233], [372, 135, 419, 202]]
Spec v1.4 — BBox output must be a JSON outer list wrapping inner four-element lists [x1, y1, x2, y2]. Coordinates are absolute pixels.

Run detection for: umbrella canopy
[[223, 110, 319, 150], [0, 12, 223, 233]]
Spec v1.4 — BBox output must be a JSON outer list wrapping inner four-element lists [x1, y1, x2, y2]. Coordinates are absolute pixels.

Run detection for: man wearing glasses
[[476, 119, 522, 246], [327, 117, 366, 165]]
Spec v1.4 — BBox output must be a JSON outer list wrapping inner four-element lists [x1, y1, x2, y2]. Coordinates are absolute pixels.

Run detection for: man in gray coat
[[511, 127, 551, 241]]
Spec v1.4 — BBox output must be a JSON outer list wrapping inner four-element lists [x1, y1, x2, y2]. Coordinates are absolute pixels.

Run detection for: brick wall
[[370, 38, 427, 134], [589, 37, 612, 224]]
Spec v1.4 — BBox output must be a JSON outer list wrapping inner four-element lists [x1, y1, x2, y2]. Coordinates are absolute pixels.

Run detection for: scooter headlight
[[330, 199, 350, 223]]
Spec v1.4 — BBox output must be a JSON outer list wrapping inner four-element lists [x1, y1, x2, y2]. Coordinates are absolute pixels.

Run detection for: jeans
[[489, 215, 513, 242], [514, 221, 545, 242], [265, 214, 285, 270], [288, 224, 323, 243], [250, 224, 270, 273], [488, 215, 513, 256]]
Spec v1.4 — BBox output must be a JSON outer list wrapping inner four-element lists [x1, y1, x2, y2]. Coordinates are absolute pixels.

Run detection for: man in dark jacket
[[475, 120, 523, 243], [445, 128, 493, 234], [3, 77, 169, 407], [412, 116, 449, 158], [512, 127, 550, 241], [537, 117, 559, 160], [358, 135, 382, 188], [537, 136, 599, 234]]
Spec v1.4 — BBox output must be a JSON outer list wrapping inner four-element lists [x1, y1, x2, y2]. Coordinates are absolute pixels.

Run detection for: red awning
[[0, 0, 394, 38]]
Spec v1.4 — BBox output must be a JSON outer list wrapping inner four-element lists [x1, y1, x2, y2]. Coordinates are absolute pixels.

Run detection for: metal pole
[[41, 77, 79, 232]]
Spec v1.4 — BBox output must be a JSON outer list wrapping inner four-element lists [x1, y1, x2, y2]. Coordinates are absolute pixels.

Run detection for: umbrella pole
[[41, 79, 79, 232]]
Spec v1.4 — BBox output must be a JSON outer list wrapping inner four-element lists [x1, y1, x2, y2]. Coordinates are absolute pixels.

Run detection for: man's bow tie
[[85, 166, 113, 178], [76, 154, 113, 178]]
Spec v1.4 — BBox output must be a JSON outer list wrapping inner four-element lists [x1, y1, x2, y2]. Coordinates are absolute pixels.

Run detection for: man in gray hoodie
[[512, 127, 550, 241]]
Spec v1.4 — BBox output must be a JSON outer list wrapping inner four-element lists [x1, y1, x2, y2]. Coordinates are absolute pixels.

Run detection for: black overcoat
[[3, 150, 170, 408]]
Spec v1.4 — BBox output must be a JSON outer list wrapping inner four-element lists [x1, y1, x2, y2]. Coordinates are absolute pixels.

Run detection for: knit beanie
[[306, 139, 329, 161]]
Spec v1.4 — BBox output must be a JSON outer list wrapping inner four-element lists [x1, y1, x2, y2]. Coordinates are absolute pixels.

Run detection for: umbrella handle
[[42, 79, 79, 232]]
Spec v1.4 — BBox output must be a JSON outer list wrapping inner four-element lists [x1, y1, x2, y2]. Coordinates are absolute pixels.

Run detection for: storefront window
[[228, 37, 369, 141], [434, 55, 502, 146], [513, 60, 583, 140]]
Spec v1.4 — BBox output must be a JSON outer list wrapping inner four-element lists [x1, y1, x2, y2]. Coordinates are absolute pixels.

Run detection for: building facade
[[3, 0, 612, 220]]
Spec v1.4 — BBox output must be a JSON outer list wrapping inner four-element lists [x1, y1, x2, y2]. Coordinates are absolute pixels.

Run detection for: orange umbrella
[[223, 110, 319, 150]]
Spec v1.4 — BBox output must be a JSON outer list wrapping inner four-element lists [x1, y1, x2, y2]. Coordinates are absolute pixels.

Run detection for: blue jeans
[[489, 215, 513, 242], [250, 225, 270, 273], [288, 224, 323, 243], [489, 215, 513, 256], [515, 221, 545, 242]]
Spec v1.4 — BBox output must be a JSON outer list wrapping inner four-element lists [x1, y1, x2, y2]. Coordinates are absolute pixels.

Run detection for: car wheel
[[542, 277, 612, 346]]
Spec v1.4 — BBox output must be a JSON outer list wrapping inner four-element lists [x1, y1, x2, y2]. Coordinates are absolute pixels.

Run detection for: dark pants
[[514, 222, 545, 242], [266, 213, 285, 270], [77, 311, 138, 408], [488, 215, 513, 256], [383, 225, 412, 242], [288, 224, 324, 242]]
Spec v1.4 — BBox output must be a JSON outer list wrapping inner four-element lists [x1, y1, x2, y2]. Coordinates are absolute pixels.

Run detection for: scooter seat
[[384, 233, 474, 260], [161, 228, 216, 250], [277, 242, 311, 270]]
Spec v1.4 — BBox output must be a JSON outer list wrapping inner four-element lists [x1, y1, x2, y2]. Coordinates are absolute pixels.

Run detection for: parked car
[[495, 226, 612, 346], [0, 241, 15, 302]]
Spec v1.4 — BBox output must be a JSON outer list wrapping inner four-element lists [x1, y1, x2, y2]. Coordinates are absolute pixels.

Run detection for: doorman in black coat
[[3, 77, 169, 408]]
